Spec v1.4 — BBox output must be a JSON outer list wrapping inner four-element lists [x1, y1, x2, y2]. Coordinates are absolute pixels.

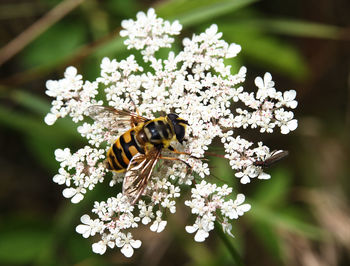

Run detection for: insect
[[87, 105, 191, 204], [253, 150, 289, 168]]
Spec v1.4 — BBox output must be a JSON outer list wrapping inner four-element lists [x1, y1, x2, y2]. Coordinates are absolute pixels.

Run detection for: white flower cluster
[[75, 177, 180, 257], [53, 146, 106, 203], [44, 67, 101, 125], [76, 194, 141, 257], [44, 8, 298, 257], [120, 8, 182, 61], [185, 181, 250, 242], [235, 72, 298, 135]]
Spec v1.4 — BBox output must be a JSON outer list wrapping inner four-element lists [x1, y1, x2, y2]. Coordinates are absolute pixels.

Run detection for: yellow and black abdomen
[[106, 128, 145, 172]]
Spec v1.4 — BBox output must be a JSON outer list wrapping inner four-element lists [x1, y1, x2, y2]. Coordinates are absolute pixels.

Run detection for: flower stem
[[214, 221, 244, 266]]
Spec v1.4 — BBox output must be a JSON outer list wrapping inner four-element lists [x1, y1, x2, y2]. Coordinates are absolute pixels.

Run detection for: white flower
[[185, 216, 213, 242], [278, 90, 298, 109], [226, 43, 241, 58], [161, 198, 176, 213], [220, 194, 251, 219], [75, 214, 102, 238], [222, 219, 235, 238], [116, 233, 142, 258], [186, 223, 209, 242], [62, 187, 85, 203], [255, 72, 276, 100], [235, 166, 259, 184], [233, 194, 251, 216], [281, 119, 298, 134], [150, 211, 167, 233], [275, 109, 298, 134], [55, 148, 71, 162], [53, 168, 70, 185], [120, 8, 182, 62], [139, 203, 154, 225], [45, 8, 297, 257], [220, 130, 233, 143]]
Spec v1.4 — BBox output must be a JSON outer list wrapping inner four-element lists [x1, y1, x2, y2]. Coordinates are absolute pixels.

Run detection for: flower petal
[[44, 113, 57, 125], [72, 193, 84, 204], [234, 194, 245, 205], [62, 187, 76, 198], [254, 77, 264, 88], [121, 244, 134, 258], [92, 241, 107, 255], [76, 224, 90, 238], [185, 225, 197, 234], [258, 172, 271, 180], [130, 239, 142, 249], [157, 221, 167, 233], [288, 119, 298, 131], [194, 229, 209, 242], [81, 214, 91, 224], [240, 175, 251, 184]]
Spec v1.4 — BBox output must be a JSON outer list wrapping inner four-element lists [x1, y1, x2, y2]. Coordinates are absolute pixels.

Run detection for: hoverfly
[[87, 105, 191, 204], [253, 150, 289, 168]]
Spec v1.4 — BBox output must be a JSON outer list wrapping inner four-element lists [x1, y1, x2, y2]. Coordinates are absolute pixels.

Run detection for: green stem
[[215, 221, 244, 266]]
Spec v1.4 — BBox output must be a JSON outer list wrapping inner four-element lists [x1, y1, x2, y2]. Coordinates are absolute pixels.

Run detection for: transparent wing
[[266, 150, 289, 163], [122, 149, 161, 205], [86, 105, 148, 132]]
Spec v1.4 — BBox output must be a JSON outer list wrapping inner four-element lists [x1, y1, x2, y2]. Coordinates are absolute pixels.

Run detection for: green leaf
[[0, 104, 82, 171], [221, 18, 342, 39], [25, 134, 62, 171], [221, 23, 309, 80], [0, 105, 78, 140], [10, 90, 51, 115], [157, 0, 257, 27], [247, 200, 326, 240], [93, 36, 126, 59], [243, 36, 308, 80], [255, 18, 342, 39], [105, 0, 139, 18], [21, 21, 87, 68]]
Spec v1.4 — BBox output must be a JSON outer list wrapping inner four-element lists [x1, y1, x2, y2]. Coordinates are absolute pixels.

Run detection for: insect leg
[[159, 155, 192, 170], [168, 146, 206, 160], [128, 95, 141, 116]]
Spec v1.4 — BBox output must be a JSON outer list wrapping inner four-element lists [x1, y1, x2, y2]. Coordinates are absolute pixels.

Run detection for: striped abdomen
[[106, 128, 145, 172]]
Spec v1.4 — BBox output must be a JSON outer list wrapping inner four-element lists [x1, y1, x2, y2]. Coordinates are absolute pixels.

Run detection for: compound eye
[[174, 124, 185, 143]]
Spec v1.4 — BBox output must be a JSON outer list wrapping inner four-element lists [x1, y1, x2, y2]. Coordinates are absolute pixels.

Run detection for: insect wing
[[255, 150, 289, 167], [265, 150, 289, 165], [122, 149, 161, 204], [86, 105, 148, 132]]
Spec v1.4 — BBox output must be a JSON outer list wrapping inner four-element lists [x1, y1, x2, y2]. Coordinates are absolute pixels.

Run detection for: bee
[[87, 105, 191, 204], [253, 150, 289, 168]]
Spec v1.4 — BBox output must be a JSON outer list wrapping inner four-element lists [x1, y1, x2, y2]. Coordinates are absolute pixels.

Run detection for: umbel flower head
[[45, 8, 298, 257]]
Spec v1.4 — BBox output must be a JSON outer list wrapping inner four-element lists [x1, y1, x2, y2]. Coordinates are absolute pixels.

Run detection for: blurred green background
[[1, 0, 349, 265]]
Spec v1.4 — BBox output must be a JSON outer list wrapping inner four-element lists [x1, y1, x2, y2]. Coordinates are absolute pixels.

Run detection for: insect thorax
[[143, 118, 174, 147]]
